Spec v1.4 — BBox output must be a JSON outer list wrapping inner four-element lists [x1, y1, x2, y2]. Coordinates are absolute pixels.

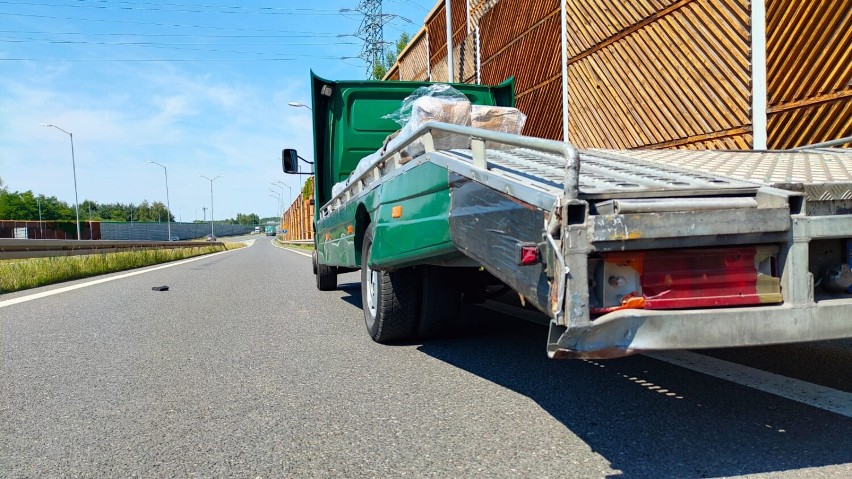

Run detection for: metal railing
[[0, 239, 222, 260]]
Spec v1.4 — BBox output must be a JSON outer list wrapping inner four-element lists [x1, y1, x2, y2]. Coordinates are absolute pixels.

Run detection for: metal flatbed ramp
[[446, 146, 761, 203], [612, 148, 852, 201]]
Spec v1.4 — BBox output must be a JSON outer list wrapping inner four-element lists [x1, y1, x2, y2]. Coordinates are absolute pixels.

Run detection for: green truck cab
[[283, 72, 515, 342]]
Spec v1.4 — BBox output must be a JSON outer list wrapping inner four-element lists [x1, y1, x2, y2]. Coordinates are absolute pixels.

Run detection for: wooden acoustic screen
[[565, 0, 753, 149], [391, 0, 848, 149], [766, 0, 851, 149], [479, 0, 562, 139], [397, 28, 430, 81]]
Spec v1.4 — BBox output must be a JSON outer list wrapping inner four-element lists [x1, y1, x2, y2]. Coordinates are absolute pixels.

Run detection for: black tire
[[315, 251, 337, 291], [361, 224, 420, 343], [417, 266, 462, 339]]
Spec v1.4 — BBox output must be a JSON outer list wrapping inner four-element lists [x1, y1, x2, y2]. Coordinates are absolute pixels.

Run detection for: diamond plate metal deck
[[614, 148, 852, 201]]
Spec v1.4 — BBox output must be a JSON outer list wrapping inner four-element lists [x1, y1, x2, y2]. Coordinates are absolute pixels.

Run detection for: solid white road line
[[645, 350, 852, 417], [273, 240, 312, 257], [0, 248, 237, 309]]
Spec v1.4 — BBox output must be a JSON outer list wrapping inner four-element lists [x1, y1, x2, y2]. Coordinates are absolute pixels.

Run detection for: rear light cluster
[[591, 246, 782, 315]]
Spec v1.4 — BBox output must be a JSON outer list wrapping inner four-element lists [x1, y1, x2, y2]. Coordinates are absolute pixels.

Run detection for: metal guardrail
[[0, 239, 223, 260], [280, 239, 313, 245]]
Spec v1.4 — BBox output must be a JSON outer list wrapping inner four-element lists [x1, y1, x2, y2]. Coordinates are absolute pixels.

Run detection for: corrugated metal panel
[[766, 0, 852, 149], [566, 0, 752, 149]]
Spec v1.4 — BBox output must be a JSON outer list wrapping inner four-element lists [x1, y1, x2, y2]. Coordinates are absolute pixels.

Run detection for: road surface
[[1, 238, 850, 477]]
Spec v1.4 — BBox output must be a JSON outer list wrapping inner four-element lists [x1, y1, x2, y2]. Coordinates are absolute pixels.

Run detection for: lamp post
[[271, 181, 291, 213], [147, 160, 171, 241], [274, 181, 292, 210], [269, 192, 281, 219], [41, 123, 81, 240], [287, 102, 312, 110], [200, 174, 222, 237]]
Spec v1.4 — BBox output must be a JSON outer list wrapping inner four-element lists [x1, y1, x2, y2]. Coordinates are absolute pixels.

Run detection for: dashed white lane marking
[[645, 350, 852, 417], [0, 248, 238, 309]]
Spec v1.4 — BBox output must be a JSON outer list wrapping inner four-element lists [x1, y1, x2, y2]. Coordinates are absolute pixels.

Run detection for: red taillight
[[595, 246, 782, 313], [518, 243, 540, 266]]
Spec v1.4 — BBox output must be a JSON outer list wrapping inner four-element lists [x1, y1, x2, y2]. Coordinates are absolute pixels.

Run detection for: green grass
[[0, 243, 243, 294], [275, 236, 314, 251]]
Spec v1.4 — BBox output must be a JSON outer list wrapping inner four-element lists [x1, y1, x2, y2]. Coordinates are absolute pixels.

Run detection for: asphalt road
[[1, 238, 850, 478]]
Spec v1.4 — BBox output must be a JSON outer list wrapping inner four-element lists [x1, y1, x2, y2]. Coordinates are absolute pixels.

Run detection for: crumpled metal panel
[[448, 174, 552, 315]]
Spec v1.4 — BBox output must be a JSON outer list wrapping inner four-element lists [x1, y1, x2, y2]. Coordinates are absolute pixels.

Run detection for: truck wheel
[[361, 225, 419, 343], [312, 250, 318, 275], [315, 252, 337, 291], [418, 266, 462, 338]]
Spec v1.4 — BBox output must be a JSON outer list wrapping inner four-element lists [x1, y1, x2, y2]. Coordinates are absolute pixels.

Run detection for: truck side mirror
[[282, 149, 299, 173]]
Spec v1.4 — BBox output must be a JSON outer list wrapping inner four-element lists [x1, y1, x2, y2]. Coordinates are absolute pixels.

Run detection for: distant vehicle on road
[[265, 225, 276, 236], [170, 235, 180, 241], [206, 234, 216, 242]]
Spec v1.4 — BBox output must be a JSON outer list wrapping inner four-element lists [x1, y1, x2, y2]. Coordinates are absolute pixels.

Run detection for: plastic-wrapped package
[[471, 105, 527, 149], [331, 151, 381, 198], [471, 105, 526, 134], [383, 84, 472, 158]]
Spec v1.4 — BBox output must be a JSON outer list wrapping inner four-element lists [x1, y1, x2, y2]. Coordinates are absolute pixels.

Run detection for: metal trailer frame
[[321, 122, 852, 358]]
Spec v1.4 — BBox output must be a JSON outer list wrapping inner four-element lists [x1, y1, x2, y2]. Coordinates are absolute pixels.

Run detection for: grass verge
[[0, 243, 244, 294], [275, 236, 314, 251]]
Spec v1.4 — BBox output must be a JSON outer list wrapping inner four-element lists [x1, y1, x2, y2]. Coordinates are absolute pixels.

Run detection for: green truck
[[283, 72, 852, 358]]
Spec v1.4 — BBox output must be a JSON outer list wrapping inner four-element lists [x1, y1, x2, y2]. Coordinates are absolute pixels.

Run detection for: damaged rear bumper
[[547, 300, 852, 359]]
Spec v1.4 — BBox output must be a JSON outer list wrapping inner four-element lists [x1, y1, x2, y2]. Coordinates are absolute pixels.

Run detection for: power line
[[0, 1, 344, 15], [0, 12, 357, 33], [0, 29, 341, 38]]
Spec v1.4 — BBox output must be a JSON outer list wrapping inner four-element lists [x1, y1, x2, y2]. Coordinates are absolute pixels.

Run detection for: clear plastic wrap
[[382, 84, 472, 158], [471, 105, 526, 134], [471, 105, 527, 149]]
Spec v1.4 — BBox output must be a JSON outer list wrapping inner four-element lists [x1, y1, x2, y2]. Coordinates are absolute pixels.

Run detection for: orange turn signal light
[[391, 206, 403, 218]]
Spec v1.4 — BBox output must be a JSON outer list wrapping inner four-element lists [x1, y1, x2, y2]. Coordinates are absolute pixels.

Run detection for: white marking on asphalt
[[645, 350, 852, 417], [273, 240, 312, 257], [0, 249, 237, 309]]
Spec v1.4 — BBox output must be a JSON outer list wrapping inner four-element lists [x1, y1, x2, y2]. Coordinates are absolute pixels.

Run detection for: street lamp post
[[41, 123, 81, 240], [269, 193, 281, 220], [200, 174, 222, 237], [147, 160, 171, 241], [274, 181, 292, 210], [287, 102, 312, 110]]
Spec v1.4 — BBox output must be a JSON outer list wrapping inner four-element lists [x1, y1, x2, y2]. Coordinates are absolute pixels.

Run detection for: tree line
[[0, 177, 263, 225]]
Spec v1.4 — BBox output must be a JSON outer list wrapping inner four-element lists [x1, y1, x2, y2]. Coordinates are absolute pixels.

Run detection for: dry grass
[[0, 243, 244, 294]]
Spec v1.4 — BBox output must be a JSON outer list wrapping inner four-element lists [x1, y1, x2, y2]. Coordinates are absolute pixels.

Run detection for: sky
[[0, 0, 435, 222]]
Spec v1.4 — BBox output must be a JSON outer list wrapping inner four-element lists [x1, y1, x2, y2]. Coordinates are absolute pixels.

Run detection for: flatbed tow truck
[[284, 73, 852, 359]]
